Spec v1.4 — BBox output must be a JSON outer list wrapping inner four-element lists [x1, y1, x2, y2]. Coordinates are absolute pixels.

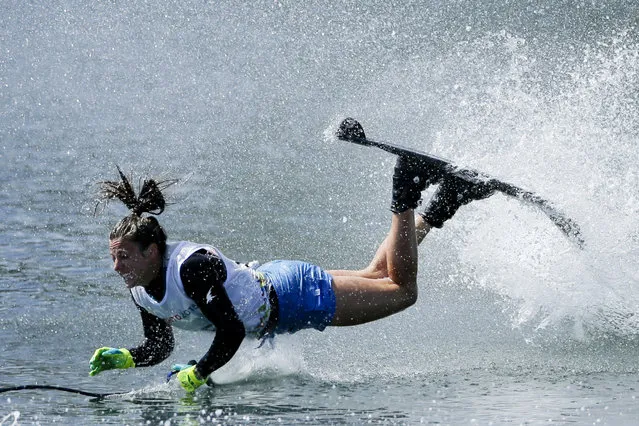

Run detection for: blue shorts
[[256, 260, 336, 334]]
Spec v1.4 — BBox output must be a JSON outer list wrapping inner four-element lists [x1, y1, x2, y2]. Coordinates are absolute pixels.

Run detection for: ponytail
[[98, 167, 177, 253]]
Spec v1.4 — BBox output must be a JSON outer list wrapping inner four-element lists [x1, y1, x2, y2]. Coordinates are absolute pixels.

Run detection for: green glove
[[89, 347, 135, 376], [176, 365, 207, 392]]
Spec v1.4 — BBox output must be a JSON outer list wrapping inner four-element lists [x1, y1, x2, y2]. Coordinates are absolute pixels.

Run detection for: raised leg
[[330, 214, 432, 280], [329, 209, 419, 326], [327, 161, 495, 327], [328, 157, 432, 326]]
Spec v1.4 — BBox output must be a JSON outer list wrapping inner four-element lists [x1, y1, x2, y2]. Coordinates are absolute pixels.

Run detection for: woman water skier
[[89, 159, 493, 392]]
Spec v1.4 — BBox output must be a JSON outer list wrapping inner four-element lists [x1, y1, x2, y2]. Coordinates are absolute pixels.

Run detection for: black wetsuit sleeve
[[180, 251, 246, 378], [128, 303, 175, 367]]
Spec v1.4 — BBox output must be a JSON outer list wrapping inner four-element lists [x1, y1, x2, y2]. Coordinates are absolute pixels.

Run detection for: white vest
[[130, 241, 271, 336]]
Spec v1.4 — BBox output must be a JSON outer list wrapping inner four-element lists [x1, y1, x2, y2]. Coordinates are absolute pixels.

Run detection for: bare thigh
[[328, 273, 417, 326]]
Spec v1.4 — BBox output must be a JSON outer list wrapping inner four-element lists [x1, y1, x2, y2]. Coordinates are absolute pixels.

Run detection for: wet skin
[[109, 238, 161, 289]]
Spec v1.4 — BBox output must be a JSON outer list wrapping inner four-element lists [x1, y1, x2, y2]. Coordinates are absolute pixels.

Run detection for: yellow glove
[[89, 347, 135, 376], [176, 365, 208, 392]]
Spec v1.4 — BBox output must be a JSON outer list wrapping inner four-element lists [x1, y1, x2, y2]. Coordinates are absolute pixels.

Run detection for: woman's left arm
[[180, 251, 247, 379]]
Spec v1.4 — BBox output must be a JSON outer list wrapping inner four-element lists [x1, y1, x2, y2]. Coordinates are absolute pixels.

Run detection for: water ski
[[336, 117, 585, 249]]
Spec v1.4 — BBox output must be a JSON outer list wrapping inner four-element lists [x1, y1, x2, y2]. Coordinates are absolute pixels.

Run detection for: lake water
[[2, 1, 639, 424]]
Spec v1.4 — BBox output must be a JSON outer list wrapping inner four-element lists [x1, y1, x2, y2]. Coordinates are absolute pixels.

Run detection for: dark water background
[[2, 1, 639, 424]]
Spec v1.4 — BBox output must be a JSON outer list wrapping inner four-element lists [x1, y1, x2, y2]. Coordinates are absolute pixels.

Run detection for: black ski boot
[[419, 175, 495, 227], [390, 156, 441, 213]]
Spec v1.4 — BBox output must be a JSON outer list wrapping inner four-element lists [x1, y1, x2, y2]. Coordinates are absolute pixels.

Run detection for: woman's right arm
[[128, 304, 175, 367]]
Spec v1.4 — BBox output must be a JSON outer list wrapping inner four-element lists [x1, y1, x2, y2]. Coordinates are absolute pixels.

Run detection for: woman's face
[[109, 238, 160, 289]]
